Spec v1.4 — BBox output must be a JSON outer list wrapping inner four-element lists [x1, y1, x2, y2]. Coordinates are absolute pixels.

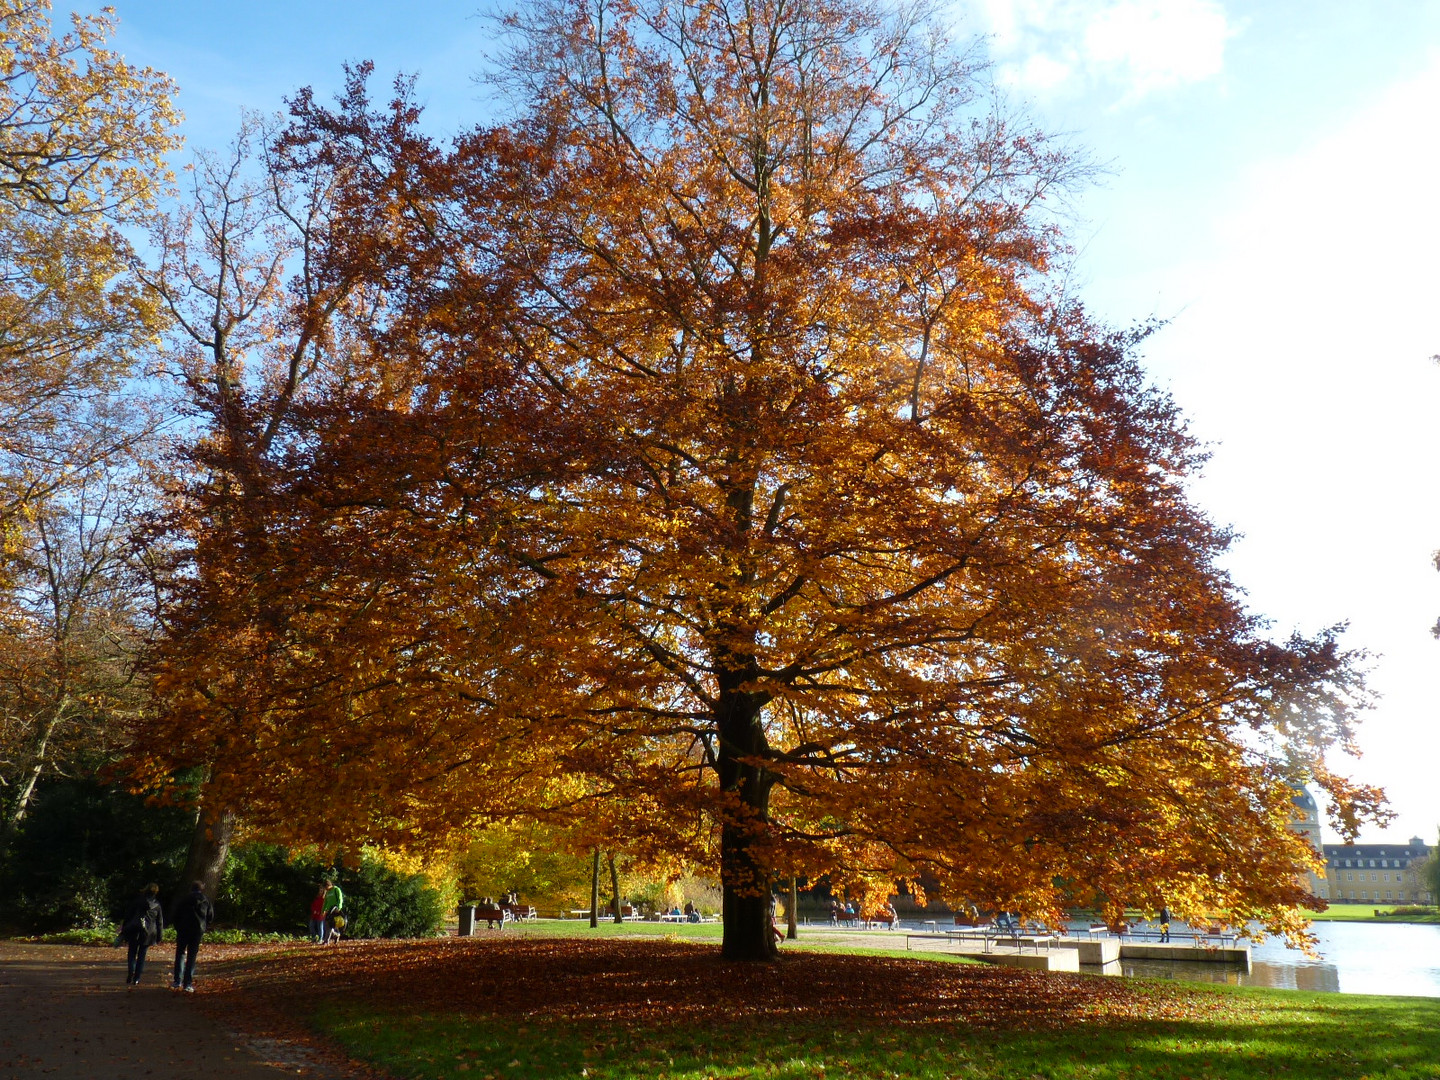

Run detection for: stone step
[[1120, 941, 1251, 968]]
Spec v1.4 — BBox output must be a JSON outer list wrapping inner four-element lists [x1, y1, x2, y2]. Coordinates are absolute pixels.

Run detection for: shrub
[[25, 926, 303, 946], [219, 844, 445, 938], [219, 844, 326, 934], [340, 853, 447, 939], [0, 777, 193, 933]]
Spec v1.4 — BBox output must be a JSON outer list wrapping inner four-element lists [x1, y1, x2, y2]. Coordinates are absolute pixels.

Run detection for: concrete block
[[1052, 937, 1120, 965]]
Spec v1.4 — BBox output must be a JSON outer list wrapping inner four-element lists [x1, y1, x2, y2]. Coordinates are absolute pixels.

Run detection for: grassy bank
[[1310, 904, 1440, 924], [316, 992, 1440, 1080], [205, 925, 1440, 1080]]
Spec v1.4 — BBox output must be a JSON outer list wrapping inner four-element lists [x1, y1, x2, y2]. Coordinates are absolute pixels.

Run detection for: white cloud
[[973, 0, 1235, 100], [1109, 57, 1440, 841]]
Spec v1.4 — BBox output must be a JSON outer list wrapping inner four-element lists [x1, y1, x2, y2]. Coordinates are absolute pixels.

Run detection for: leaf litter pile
[[205, 936, 1259, 1032]]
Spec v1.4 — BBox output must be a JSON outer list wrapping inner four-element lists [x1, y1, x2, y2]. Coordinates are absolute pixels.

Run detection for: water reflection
[[1113, 957, 1341, 992]]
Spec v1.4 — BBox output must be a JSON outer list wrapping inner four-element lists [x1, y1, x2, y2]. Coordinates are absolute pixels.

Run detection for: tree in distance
[[0, 0, 177, 537], [133, 0, 1384, 960], [0, 1, 176, 835], [129, 111, 394, 900]]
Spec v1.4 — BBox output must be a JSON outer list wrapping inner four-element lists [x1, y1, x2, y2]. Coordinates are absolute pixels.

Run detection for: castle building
[[1291, 786, 1325, 896], [1301, 789, 1434, 904], [1317, 838, 1433, 905], [1293, 787, 1433, 904]]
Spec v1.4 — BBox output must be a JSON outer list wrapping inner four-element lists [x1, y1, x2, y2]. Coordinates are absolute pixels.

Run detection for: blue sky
[[969, 0, 1440, 848], [104, 0, 1440, 844]]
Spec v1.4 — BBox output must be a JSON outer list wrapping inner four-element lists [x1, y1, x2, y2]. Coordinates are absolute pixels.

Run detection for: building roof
[[1323, 840, 1430, 861]]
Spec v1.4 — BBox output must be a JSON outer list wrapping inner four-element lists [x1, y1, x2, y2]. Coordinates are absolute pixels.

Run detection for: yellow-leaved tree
[[0, 1, 177, 829]]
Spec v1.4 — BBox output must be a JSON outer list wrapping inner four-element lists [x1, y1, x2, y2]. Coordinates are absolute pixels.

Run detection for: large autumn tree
[[136, 0, 1383, 959]]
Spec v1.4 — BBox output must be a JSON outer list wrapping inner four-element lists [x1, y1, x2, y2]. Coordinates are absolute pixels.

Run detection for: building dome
[[1291, 787, 1318, 812]]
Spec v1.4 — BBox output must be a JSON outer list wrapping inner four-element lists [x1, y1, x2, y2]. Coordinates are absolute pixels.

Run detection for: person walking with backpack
[[171, 881, 215, 992], [321, 878, 345, 944], [120, 883, 164, 986]]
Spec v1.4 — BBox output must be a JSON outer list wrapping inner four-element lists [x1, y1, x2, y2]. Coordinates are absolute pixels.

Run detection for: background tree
[[1424, 839, 1440, 905], [132, 114, 386, 901], [0, 443, 153, 835], [0, 0, 177, 540], [452, 821, 596, 907], [0, 0, 175, 836], [130, 0, 1385, 960]]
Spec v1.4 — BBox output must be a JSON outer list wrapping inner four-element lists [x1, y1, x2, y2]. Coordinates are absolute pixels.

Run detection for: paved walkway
[[0, 943, 361, 1078]]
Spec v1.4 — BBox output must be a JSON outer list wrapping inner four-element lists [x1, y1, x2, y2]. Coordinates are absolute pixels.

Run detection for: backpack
[[122, 897, 157, 943], [179, 890, 211, 935]]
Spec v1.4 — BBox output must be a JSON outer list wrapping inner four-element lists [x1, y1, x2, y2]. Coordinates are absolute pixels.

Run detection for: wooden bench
[[476, 905, 508, 928]]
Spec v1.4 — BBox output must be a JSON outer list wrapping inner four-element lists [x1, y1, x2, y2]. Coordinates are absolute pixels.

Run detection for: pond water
[[891, 918, 1440, 997], [1118, 919, 1440, 997]]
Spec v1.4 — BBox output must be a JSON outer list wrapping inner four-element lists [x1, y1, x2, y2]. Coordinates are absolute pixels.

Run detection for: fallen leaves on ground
[[200, 936, 1262, 1033]]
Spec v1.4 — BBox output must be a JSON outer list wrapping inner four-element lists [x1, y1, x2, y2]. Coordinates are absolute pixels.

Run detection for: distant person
[[308, 884, 327, 943], [1159, 905, 1172, 942], [120, 883, 164, 986], [322, 878, 345, 943], [171, 881, 214, 992]]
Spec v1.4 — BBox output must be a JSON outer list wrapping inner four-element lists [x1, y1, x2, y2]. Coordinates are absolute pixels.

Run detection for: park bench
[[476, 904, 509, 928]]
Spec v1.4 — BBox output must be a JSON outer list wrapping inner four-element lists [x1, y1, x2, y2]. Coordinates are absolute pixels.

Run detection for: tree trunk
[[589, 848, 600, 928], [608, 852, 623, 924], [1, 707, 65, 840], [174, 803, 234, 916], [787, 876, 798, 940], [716, 665, 776, 960]]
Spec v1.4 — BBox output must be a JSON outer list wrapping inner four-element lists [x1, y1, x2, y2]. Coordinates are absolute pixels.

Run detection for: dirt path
[[0, 942, 365, 1079]]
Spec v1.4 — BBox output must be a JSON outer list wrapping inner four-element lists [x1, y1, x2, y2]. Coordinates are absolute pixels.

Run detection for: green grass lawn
[[314, 986, 1440, 1080]]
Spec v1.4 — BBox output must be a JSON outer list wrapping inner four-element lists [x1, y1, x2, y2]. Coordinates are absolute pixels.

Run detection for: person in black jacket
[[170, 881, 215, 992], [121, 883, 164, 985]]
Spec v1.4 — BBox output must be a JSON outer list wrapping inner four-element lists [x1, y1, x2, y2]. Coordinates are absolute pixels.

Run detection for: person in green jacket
[[322, 879, 345, 943]]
